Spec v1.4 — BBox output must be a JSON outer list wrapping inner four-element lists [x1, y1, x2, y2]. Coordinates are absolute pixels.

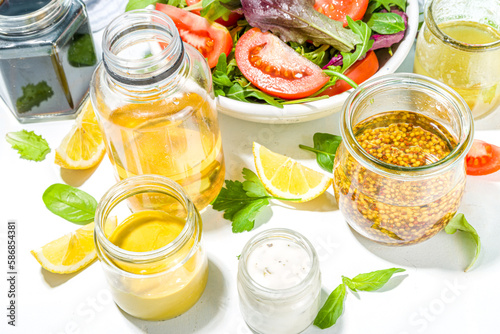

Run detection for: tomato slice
[[465, 140, 500, 176], [314, 0, 369, 27], [185, 0, 243, 27], [320, 50, 379, 97], [235, 28, 329, 100], [155, 4, 232, 68]]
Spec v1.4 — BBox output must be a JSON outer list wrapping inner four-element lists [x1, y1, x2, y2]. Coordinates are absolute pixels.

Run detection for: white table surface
[[2, 35, 500, 334]]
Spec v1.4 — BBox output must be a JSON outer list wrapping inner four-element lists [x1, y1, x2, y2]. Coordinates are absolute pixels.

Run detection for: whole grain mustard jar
[[94, 175, 208, 320], [90, 9, 225, 211], [333, 73, 473, 246]]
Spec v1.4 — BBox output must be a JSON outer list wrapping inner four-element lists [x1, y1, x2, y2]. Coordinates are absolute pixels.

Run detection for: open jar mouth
[[94, 175, 200, 277], [425, 0, 500, 51], [0, 0, 69, 35], [341, 73, 474, 180], [238, 228, 319, 299]]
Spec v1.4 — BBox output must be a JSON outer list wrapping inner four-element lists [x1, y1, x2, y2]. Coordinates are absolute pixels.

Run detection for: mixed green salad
[[126, 0, 408, 108]]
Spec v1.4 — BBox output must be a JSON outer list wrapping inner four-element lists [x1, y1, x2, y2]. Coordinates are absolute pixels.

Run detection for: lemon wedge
[[253, 142, 332, 202], [31, 217, 117, 274], [54, 96, 105, 169]]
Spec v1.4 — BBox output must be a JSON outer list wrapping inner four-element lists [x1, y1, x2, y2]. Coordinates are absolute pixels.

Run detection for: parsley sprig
[[211, 168, 299, 233]]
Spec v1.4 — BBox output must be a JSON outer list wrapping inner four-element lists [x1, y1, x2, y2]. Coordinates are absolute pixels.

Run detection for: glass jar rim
[[0, 0, 70, 35], [94, 175, 200, 277], [238, 228, 320, 299], [340, 73, 474, 180], [425, 0, 500, 51]]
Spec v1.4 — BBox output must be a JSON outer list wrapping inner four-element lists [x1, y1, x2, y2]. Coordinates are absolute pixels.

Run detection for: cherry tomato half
[[156, 4, 232, 68], [235, 28, 329, 100], [320, 50, 379, 97], [465, 139, 500, 176], [314, 0, 369, 27]]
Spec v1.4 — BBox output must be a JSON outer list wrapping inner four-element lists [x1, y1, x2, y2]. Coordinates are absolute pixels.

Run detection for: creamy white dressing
[[246, 239, 311, 290]]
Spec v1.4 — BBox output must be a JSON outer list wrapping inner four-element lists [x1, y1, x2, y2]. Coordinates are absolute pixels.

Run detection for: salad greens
[[199, 0, 241, 21], [241, 0, 360, 52], [299, 133, 342, 173], [6, 130, 51, 162], [366, 0, 406, 14], [126, 0, 186, 11], [211, 168, 299, 232], [314, 267, 406, 329], [367, 12, 405, 35], [445, 213, 481, 272], [16, 81, 54, 113]]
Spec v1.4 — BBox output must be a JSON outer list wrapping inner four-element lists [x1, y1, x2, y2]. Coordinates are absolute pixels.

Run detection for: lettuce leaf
[[241, 0, 360, 52]]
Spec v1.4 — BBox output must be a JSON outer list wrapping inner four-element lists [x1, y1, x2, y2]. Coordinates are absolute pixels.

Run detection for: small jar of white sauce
[[237, 229, 321, 334]]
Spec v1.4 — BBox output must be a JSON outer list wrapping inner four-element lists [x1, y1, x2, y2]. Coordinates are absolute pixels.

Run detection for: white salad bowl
[[216, 0, 419, 124]]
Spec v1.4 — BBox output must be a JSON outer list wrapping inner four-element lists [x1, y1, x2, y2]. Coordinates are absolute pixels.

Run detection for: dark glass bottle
[[0, 0, 97, 123]]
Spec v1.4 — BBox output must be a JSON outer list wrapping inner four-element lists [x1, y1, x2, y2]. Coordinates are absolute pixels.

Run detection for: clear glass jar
[[333, 73, 473, 246], [90, 9, 225, 212], [0, 0, 97, 123], [237, 229, 321, 334], [94, 175, 208, 321], [414, 0, 500, 120]]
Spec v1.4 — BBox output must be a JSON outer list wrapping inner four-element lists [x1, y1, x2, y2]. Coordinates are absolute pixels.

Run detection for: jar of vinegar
[[90, 9, 225, 211]]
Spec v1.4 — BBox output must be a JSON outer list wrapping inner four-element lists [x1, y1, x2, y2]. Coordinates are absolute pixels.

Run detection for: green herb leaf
[[299, 133, 342, 172], [367, 12, 405, 35], [125, 0, 186, 11], [6, 130, 51, 162], [201, 0, 233, 21], [314, 283, 346, 329], [16, 81, 54, 113], [42, 184, 97, 224], [341, 17, 374, 73], [445, 213, 481, 272], [366, 0, 406, 15], [342, 268, 406, 292], [212, 169, 271, 232]]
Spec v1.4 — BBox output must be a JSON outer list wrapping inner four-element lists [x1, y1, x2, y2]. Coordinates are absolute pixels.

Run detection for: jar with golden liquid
[[90, 9, 225, 211], [414, 0, 500, 120]]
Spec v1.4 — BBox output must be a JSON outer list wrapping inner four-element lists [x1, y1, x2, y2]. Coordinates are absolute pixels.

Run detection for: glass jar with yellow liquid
[[90, 9, 225, 210], [94, 175, 208, 320], [414, 0, 500, 120]]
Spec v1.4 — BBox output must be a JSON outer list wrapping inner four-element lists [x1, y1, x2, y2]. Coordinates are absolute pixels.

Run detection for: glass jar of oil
[[414, 0, 500, 120], [90, 9, 225, 211]]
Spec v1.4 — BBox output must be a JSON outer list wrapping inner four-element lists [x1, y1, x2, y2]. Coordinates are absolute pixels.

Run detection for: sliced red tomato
[[235, 28, 329, 100], [186, 0, 243, 27], [314, 0, 369, 27], [155, 4, 232, 68], [320, 50, 379, 97], [465, 140, 500, 175]]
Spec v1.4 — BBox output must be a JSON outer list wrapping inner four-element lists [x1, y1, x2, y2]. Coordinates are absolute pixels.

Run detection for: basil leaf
[[42, 184, 97, 224], [6, 130, 51, 162], [367, 12, 405, 35], [299, 133, 342, 172], [445, 213, 481, 272], [366, 0, 406, 15], [341, 17, 374, 73], [314, 283, 346, 329], [342, 268, 406, 292]]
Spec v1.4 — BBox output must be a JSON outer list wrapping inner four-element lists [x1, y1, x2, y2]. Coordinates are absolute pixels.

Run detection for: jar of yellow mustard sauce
[[94, 175, 208, 320]]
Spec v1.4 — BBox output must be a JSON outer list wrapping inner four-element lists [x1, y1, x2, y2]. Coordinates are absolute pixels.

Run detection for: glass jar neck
[[340, 73, 474, 180], [238, 229, 320, 301], [101, 9, 186, 92], [424, 0, 500, 52], [0, 0, 70, 36], [94, 175, 201, 274]]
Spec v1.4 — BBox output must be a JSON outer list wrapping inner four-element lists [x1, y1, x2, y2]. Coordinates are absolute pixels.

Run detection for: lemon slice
[[54, 96, 105, 169], [253, 142, 332, 202], [31, 217, 117, 274]]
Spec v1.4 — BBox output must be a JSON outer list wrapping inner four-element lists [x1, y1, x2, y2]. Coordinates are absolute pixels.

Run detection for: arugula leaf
[[125, 0, 186, 11], [212, 169, 271, 232], [445, 213, 481, 272], [200, 0, 239, 21], [42, 184, 97, 224], [299, 133, 342, 172], [342, 268, 406, 292], [314, 283, 346, 329], [367, 12, 405, 35], [366, 0, 406, 15], [6, 130, 51, 162], [293, 44, 332, 68], [341, 17, 374, 73]]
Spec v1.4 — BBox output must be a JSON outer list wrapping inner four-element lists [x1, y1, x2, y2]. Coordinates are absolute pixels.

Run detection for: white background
[[2, 17, 500, 334]]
